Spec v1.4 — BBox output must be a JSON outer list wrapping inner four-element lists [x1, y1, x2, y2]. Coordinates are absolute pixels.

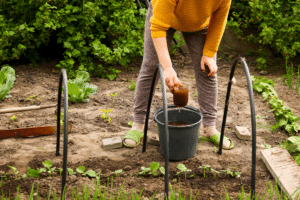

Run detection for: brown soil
[[0, 50, 300, 200]]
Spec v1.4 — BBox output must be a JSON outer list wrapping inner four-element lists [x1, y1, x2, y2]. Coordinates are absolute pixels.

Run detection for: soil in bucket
[[168, 121, 191, 126]]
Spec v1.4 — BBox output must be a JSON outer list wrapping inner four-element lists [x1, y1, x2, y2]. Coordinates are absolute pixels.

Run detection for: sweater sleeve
[[150, 0, 177, 38], [203, 0, 232, 58]]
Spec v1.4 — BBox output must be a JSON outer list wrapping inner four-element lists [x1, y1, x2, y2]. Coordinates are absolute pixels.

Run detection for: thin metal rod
[[55, 69, 69, 200], [142, 63, 170, 200], [218, 57, 256, 198]]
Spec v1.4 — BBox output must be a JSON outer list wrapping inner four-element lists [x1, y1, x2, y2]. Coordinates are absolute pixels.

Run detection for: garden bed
[[0, 51, 299, 199]]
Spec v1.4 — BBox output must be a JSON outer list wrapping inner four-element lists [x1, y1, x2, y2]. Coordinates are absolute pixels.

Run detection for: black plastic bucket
[[153, 105, 202, 161]]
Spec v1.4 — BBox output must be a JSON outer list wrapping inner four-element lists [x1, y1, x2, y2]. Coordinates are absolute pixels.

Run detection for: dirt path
[[0, 51, 299, 200]]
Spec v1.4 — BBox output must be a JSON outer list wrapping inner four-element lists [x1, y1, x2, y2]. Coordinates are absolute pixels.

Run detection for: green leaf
[[287, 136, 300, 151], [42, 160, 52, 168], [86, 170, 97, 177], [292, 122, 300, 133], [27, 169, 40, 178], [73, 6, 81, 13], [67, 168, 76, 175], [19, 24, 25, 30], [66, 58, 75, 65], [285, 124, 294, 134], [159, 166, 165, 175], [7, 165, 16, 172], [38, 168, 47, 173], [83, 83, 98, 98], [76, 71, 90, 82], [288, 114, 299, 123], [72, 49, 81, 57], [177, 164, 186, 171], [294, 154, 300, 165], [64, 41, 72, 49], [66, 5, 73, 10], [277, 118, 288, 127], [253, 83, 264, 92], [66, 52, 72, 57], [150, 162, 159, 171], [76, 166, 85, 173]]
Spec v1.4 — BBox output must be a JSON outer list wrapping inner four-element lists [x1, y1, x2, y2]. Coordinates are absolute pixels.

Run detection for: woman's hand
[[201, 54, 218, 77], [164, 66, 182, 94]]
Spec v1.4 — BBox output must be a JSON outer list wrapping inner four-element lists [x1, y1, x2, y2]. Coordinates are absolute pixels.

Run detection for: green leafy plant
[[10, 115, 17, 125], [148, 162, 163, 176], [282, 136, 300, 165], [221, 169, 234, 178], [198, 165, 211, 178], [85, 170, 98, 179], [110, 169, 123, 177], [176, 164, 192, 180], [136, 166, 151, 176], [37, 167, 47, 174], [26, 95, 44, 105], [62, 71, 98, 103], [128, 81, 136, 91], [210, 168, 221, 179], [235, 171, 242, 178], [0, 65, 16, 101], [136, 162, 165, 177], [22, 167, 40, 179], [42, 161, 56, 177], [68, 168, 76, 176], [100, 108, 114, 123], [76, 166, 100, 180], [7, 165, 19, 180], [106, 93, 118, 105], [0, 173, 9, 180], [76, 166, 86, 176], [251, 76, 300, 135], [58, 168, 63, 176]]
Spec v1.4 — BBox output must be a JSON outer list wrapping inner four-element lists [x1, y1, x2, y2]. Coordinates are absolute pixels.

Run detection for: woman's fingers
[[207, 65, 217, 77]]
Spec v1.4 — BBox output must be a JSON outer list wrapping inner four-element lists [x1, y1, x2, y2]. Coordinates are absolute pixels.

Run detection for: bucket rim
[[153, 105, 202, 128]]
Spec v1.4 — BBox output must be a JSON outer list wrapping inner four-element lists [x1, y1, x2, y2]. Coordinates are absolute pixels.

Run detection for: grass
[[0, 175, 200, 200], [1, 175, 300, 200]]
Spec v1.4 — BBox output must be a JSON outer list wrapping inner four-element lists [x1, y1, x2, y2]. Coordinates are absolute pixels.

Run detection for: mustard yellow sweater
[[150, 0, 232, 58]]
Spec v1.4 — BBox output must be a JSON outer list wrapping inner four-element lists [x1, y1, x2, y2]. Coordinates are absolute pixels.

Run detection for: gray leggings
[[133, 1, 218, 127]]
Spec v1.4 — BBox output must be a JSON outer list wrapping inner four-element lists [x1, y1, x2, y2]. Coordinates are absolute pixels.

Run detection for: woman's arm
[[152, 37, 173, 71]]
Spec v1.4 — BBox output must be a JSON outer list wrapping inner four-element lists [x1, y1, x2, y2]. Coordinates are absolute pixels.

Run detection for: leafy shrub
[[227, 0, 300, 69], [0, 0, 147, 79]]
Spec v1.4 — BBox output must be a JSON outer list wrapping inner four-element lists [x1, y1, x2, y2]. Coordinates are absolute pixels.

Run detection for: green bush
[[0, 0, 147, 79], [227, 0, 300, 69]]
